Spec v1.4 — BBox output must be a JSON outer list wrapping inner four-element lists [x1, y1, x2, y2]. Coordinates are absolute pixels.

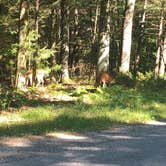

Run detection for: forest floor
[[0, 82, 166, 137]]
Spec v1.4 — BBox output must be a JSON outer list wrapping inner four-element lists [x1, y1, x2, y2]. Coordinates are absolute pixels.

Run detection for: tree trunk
[[48, 8, 55, 65], [160, 35, 166, 77], [134, 0, 147, 77], [92, 1, 99, 44], [97, 0, 111, 77], [53, 7, 61, 64], [90, 0, 99, 71], [155, 0, 165, 78], [15, 0, 29, 88], [158, 27, 166, 78], [60, 0, 70, 82], [32, 0, 39, 86], [68, 2, 79, 69], [119, 0, 136, 73]]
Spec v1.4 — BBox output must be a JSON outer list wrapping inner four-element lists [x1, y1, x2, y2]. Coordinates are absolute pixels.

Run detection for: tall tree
[[90, 0, 99, 64], [68, 0, 79, 69], [92, 0, 99, 44], [60, 0, 70, 82], [134, 0, 147, 76], [32, 0, 39, 85], [97, 0, 111, 77], [161, 34, 166, 77], [159, 35, 166, 77], [120, 0, 136, 73], [15, 0, 29, 88], [155, 0, 165, 78]]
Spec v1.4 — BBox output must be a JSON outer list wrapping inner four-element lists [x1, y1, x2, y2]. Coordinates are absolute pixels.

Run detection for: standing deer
[[97, 72, 113, 87], [25, 69, 47, 86]]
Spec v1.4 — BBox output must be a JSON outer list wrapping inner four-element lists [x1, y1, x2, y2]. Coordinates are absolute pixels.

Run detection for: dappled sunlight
[[145, 121, 166, 126], [25, 85, 78, 102], [64, 146, 101, 151], [0, 137, 32, 147], [53, 94, 77, 102], [47, 132, 88, 140], [0, 114, 24, 124], [110, 135, 136, 140], [0, 123, 166, 165]]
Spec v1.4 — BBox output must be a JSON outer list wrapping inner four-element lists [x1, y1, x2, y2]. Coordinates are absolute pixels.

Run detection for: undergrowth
[[0, 76, 166, 136]]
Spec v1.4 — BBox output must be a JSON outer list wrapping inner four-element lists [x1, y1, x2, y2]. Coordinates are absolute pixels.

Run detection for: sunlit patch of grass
[[0, 84, 166, 136], [107, 109, 153, 124], [143, 102, 166, 120], [20, 108, 54, 122]]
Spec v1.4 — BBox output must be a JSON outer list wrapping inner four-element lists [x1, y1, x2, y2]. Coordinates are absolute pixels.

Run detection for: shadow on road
[[0, 123, 166, 166]]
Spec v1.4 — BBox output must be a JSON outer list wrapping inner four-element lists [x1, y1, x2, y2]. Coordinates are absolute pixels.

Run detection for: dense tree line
[[0, 0, 165, 88]]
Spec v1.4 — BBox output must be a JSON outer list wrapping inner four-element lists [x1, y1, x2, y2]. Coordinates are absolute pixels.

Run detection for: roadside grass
[[0, 84, 166, 137]]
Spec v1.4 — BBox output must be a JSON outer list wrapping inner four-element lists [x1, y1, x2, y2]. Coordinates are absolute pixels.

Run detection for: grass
[[0, 83, 166, 137]]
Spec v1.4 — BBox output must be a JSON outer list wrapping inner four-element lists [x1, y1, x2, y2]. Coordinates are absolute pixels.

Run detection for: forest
[[0, 0, 166, 136]]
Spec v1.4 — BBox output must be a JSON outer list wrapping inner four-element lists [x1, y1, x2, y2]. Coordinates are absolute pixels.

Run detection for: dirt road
[[0, 122, 166, 166]]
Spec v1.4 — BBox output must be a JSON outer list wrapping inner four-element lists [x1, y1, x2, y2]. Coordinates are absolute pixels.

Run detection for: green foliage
[[72, 87, 88, 96], [14, 30, 56, 69], [86, 86, 142, 110], [37, 47, 55, 63], [51, 64, 62, 72], [25, 30, 55, 62], [137, 72, 154, 81], [143, 78, 166, 89], [0, 88, 26, 111], [110, 87, 142, 110], [136, 72, 166, 89], [116, 72, 136, 87], [0, 84, 166, 136], [0, 88, 12, 110]]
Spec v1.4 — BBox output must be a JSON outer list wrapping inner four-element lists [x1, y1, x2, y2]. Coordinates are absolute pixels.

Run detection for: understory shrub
[[0, 87, 26, 111], [87, 85, 142, 110]]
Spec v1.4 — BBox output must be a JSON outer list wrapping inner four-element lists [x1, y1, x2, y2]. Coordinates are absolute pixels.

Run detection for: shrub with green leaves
[[116, 72, 136, 87], [0, 88, 27, 111], [109, 86, 142, 109], [85, 85, 142, 110], [136, 72, 166, 89], [0, 87, 12, 110]]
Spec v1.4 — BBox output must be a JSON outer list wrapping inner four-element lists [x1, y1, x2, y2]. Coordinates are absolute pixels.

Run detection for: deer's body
[[25, 69, 46, 86], [97, 72, 112, 87]]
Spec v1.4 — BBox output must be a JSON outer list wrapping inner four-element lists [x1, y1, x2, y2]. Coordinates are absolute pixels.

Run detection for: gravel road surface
[[0, 122, 166, 166]]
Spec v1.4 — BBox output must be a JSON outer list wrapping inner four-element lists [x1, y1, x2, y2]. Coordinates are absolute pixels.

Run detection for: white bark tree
[[120, 0, 136, 73], [159, 35, 166, 77], [155, 0, 165, 78]]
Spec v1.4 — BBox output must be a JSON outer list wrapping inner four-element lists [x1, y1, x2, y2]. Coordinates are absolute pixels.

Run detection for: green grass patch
[[0, 84, 166, 137]]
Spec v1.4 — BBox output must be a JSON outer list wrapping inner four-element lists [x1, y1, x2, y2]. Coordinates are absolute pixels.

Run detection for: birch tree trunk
[[159, 35, 166, 77], [120, 0, 136, 73]]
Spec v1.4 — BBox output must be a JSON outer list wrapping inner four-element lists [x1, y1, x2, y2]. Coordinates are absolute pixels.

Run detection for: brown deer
[[97, 72, 113, 87]]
